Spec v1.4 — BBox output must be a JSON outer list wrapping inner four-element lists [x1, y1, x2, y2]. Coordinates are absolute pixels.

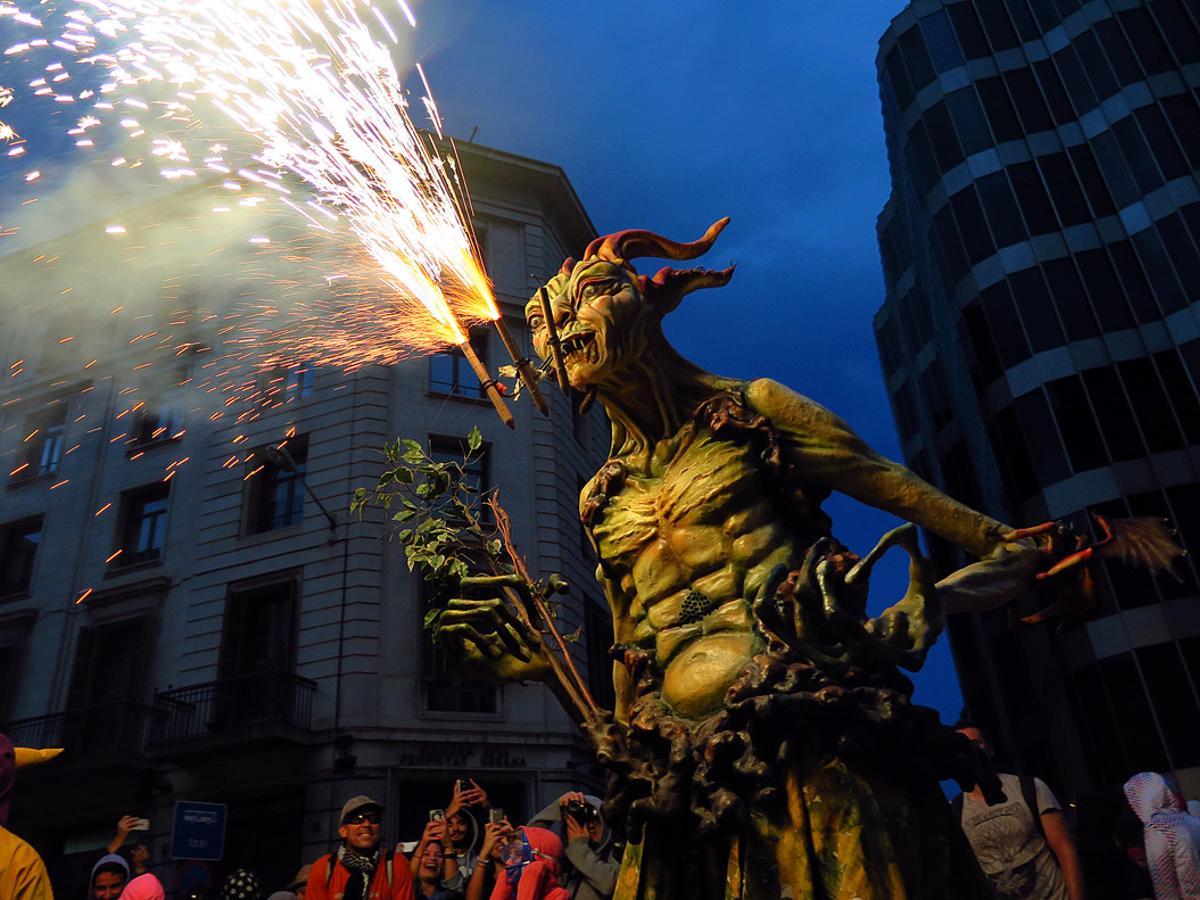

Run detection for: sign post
[[170, 801, 228, 862]]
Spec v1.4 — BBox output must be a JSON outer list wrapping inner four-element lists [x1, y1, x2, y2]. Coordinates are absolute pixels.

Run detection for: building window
[[1132, 227, 1187, 313], [1007, 162, 1058, 236], [1076, 249, 1133, 333], [1032, 59, 1076, 125], [1008, 267, 1065, 353], [925, 101, 965, 173], [113, 484, 170, 567], [951, 185, 995, 265], [946, 87, 993, 157], [1001, 68, 1053, 135], [1117, 358, 1185, 453], [948, 1, 990, 59], [131, 401, 184, 448], [1043, 258, 1099, 341], [220, 579, 297, 681], [1073, 30, 1118, 102], [1118, 7, 1177, 76], [11, 403, 67, 481], [1036, 152, 1091, 227], [919, 9, 963, 73], [258, 362, 314, 404], [1068, 144, 1116, 217], [1094, 17, 1144, 87], [245, 435, 308, 535], [0, 516, 42, 596], [1013, 389, 1071, 488], [1045, 375, 1107, 473], [1162, 95, 1200, 171], [980, 281, 1030, 369], [898, 25, 936, 93], [422, 584, 497, 714], [1080, 366, 1144, 462], [429, 328, 488, 399]]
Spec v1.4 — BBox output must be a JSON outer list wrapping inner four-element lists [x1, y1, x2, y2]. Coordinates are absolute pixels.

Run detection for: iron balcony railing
[[150, 670, 317, 746], [0, 699, 162, 760]]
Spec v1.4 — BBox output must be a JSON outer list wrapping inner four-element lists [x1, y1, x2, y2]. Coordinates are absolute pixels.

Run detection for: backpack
[[952, 775, 1048, 900], [325, 850, 394, 890]]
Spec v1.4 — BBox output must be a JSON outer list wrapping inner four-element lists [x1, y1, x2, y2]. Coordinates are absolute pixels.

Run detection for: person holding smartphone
[[106, 816, 151, 878], [431, 778, 489, 892]]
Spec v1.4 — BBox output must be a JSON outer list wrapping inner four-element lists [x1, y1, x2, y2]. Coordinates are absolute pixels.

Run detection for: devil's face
[[525, 259, 654, 389]]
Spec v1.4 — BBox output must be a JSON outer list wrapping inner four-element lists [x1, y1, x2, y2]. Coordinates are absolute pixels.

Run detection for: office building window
[[245, 435, 308, 534], [920, 9, 963, 73], [1007, 162, 1058, 235], [1032, 59, 1076, 125], [1135, 105, 1188, 181], [959, 301, 1004, 387], [925, 101, 965, 172], [0, 516, 41, 596], [1036, 152, 1091, 227], [976, 76, 1023, 143], [891, 379, 922, 442], [1076, 249, 1134, 332], [1067, 144, 1116, 218], [1043, 258, 1099, 341], [1053, 45, 1097, 113], [951, 185, 995, 265], [905, 121, 940, 195], [981, 281, 1030, 369], [1073, 30, 1118, 102], [976, 0, 1020, 49], [948, 2, 990, 59], [976, 171, 1025, 249], [1152, 350, 1200, 445], [1080, 366, 1145, 462], [884, 46, 915, 112], [1131, 227, 1187, 313], [1156, 215, 1200, 304], [1013, 389, 1071, 488], [1045, 375, 1107, 473], [11, 403, 67, 481], [990, 405, 1039, 502], [1094, 17, 1143, 87], [1008, 267, 1065, 353], [898, 26, 936, 92], [429, 328, 488, 399], [946, 87, 992, 156], [1099, 653, 1170, 772], [1002, 68, 1053, 134], [1118, 358, 1185, 453], [1108, 240, 1159, 324], [1118, 8, 1176, 76], [113, 484, 170, 567], [1112, 116, 1163, 195], [1162, 95, 1200, 170]]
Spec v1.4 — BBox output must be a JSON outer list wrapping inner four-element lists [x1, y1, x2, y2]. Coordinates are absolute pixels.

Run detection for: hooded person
[[90, 854, 132, 900], [489, 827, 568, 900], [0, 732, 55, 900], [1124, 772, 1200, 900], [119, 873, 165, 900], [439, 808, 480, 892], [527, 794, 619, 900]]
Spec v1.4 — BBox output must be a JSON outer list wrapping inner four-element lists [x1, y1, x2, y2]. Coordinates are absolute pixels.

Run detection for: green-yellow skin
[[443, 251, 1045, 898]]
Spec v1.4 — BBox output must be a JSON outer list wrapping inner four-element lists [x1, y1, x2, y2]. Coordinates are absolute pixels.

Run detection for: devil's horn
[[584, 217, 731, 264]]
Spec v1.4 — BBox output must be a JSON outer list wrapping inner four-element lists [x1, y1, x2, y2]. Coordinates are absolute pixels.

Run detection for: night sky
[[410, 0, 966, 722]]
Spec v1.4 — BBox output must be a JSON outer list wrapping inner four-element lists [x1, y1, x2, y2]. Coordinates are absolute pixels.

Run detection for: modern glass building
[[873, 0, 1200, 800]]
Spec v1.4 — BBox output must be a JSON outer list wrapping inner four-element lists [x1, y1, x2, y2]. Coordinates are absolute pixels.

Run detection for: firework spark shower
[[1, 0, 505, 369]]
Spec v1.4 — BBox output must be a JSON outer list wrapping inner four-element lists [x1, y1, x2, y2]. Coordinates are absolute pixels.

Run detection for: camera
[[562, 799, 598, 824]]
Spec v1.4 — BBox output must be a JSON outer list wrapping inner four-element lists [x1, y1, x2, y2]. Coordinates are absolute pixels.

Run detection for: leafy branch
[[353, 428, 601, 726]]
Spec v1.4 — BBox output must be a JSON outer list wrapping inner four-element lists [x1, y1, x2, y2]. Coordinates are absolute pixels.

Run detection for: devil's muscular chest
[[584, 426, 793, 642]]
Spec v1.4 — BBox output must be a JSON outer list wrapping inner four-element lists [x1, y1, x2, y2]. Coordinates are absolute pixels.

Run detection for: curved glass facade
[[874, 0, 1200, 796]]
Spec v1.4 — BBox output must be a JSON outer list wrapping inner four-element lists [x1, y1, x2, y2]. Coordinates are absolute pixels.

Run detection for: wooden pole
[[459, 337, 515, 429], [538, 286, 570, 393]]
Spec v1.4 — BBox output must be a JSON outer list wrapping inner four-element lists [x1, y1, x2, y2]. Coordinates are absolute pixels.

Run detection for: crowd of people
[[75, 778, 621, 900], [5, 725, 1200, 900]]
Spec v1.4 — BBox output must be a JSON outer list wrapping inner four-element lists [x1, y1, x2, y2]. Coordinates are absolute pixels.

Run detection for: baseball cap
[[340, 794, 383, 824]]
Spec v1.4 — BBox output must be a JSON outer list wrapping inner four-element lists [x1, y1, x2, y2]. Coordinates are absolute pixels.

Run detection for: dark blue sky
[[411, 0, 965, 720]]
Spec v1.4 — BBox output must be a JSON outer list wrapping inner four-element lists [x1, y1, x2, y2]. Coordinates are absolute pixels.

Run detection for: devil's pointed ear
[[649, 264, 736, 314]]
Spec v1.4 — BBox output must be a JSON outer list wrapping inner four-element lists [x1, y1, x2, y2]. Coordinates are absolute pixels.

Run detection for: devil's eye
[[527, 313, 544, 331], [580, 280, 613, 300]]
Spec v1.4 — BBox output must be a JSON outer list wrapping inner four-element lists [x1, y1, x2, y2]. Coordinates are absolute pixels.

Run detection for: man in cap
[[307, 795, 414, 900]]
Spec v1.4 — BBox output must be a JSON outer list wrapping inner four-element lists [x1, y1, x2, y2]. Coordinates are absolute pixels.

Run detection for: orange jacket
[[305, 850, 416, 900]]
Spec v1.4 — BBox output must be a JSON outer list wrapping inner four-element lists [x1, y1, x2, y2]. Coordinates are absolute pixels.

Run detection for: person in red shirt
[[306, 795, 415, 900]]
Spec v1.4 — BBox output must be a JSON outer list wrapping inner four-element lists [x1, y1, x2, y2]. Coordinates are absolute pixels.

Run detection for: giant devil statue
[[436, 218, 1177, 900]]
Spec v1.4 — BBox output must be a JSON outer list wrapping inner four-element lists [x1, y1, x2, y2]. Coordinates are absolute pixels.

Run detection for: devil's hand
[[437, 575, 552, 684]]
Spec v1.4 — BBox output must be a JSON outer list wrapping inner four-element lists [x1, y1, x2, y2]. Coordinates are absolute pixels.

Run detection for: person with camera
[[527, 793, 620, 900], [106, 815, 151, 879]]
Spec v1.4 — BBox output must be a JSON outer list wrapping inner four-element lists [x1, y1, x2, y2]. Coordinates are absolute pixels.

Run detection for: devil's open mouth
[[561, 330, 598, 365]]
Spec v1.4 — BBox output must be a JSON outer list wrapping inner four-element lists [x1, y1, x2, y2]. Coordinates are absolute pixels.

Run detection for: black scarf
[[337, 844, 380, 900]]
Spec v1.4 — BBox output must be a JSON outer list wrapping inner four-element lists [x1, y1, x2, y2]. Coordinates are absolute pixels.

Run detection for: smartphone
[[130, 818, 150, 832], [456, 778, 470, 793], [397, 841, 418, 854], [489, 808, 505, 826], [429, 808, 445, 822]]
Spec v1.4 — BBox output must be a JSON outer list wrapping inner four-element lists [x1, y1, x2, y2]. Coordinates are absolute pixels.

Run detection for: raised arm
[[745, 378, 1009, 558]]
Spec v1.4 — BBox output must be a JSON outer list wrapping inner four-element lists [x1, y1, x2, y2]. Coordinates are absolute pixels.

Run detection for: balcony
[[0, 700, 162, 765], [148, 670, 318, 757]]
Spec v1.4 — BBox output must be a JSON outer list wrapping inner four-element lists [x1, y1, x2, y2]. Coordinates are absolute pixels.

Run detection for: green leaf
[[392, 509, 416, 523], [394, 467, 414, 484], [467, 426, 482, 453], [486, 540, 502, 557]]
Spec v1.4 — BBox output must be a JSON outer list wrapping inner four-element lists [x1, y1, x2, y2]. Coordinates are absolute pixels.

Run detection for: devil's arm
[[744, 379, 1014, 555]]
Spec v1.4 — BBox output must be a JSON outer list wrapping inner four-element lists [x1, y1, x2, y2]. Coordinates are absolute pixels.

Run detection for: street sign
[[170, 801, 228, 861]]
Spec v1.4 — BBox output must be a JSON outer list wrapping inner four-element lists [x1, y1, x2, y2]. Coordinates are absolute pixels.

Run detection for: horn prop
[[15, 747, 63, 768], [584, 217, 731, 265]]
